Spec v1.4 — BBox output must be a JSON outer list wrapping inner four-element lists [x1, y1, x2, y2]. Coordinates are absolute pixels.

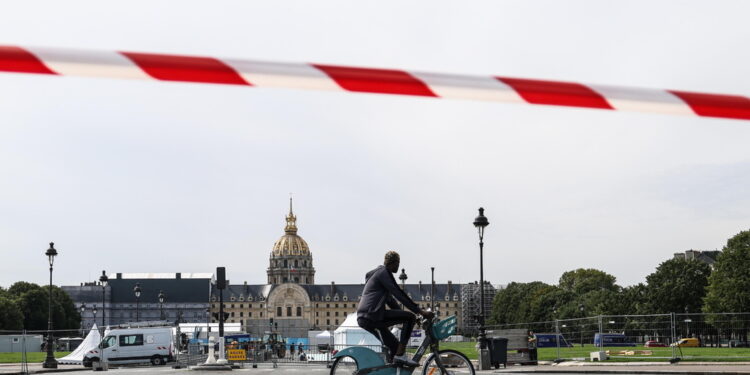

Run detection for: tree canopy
[[0, 281, 81, 331], [704, 229, 750, 314], [641, 258, 711, 314]]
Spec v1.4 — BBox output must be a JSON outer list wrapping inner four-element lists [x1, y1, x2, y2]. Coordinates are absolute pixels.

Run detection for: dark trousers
[[358, 310, 416, 358]]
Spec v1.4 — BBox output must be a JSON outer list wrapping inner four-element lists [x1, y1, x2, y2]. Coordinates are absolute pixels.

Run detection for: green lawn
[[0, 352, 71, 364], [436, 343, 750, 362]]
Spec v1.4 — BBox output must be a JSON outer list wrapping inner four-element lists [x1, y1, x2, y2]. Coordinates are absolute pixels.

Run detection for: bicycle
[[330, 315, 475, 375]]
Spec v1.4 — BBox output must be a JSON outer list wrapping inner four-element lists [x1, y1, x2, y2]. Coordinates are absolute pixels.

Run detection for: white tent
[[333, 314, 382, 352], [58, 324, 102, 365]]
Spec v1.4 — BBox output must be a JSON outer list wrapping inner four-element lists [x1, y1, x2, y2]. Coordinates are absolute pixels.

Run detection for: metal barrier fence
[[183, 342, 384, 367], [485, 312, 750, 362]]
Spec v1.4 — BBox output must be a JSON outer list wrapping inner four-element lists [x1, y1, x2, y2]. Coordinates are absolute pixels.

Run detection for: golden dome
[[271, 198, 311, 257]]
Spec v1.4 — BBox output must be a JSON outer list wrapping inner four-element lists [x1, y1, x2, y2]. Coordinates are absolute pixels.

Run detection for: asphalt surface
[[5, 362, 750, 374]]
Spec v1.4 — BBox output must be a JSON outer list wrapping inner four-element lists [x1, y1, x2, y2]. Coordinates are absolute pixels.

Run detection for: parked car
[[728, 340, 749, 348], [671, 337, 700, 347], [644, 340, 667, 347], [82, 327, 175, 367]]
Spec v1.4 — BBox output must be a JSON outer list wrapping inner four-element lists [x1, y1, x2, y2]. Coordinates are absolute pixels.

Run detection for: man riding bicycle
[[357, 251, 434, 367]]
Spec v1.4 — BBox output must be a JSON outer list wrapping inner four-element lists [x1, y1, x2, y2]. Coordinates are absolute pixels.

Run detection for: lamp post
[[42, 242, 58, 369], [99, 270, 108, 328], [159, 290, 166, 320], [473, 208, 489, 349], [134, 283, 142, 322], [93, 305, 98, 328], [399, 269, 407, 309], [80, 304, 86, 336], [579, 304, 585, 347], [430, 267, 435, 312]]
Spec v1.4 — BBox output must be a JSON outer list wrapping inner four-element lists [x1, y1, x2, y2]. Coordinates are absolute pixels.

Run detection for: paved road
[[5, 363, 750, 374]]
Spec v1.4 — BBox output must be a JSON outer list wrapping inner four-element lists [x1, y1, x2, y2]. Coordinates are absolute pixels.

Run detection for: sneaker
[[393, 354, 419, 367]]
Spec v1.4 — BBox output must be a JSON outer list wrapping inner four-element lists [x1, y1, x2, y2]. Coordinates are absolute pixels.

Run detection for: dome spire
[[285, 196, 298, 234]]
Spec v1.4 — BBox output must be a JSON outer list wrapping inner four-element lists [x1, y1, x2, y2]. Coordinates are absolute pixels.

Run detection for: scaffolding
[[460, 281, 496, 335]]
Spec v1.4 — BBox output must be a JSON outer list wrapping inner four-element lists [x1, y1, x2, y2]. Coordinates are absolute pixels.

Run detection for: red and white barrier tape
[[1, 46, 748, 121]]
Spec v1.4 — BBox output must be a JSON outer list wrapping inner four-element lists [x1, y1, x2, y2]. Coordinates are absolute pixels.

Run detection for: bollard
[[205, 337, 217, 365]]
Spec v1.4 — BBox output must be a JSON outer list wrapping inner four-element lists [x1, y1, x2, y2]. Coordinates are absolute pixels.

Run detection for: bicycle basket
[[432, 316, 457, 340]]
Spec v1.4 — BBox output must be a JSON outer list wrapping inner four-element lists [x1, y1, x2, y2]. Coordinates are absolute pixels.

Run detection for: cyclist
[[356, 251, 434, 367]]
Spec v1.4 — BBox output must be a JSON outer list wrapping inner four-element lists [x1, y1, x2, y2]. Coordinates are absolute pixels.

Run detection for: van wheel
[[151, 355, 165, 365], [83, 357, 95, 367]]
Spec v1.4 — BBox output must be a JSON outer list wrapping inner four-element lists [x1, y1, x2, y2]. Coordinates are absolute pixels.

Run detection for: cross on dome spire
[[285, 196, 297, 233]]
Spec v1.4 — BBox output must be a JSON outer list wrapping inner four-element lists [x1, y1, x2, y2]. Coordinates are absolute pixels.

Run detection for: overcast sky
[[1, 1, 749, 290]]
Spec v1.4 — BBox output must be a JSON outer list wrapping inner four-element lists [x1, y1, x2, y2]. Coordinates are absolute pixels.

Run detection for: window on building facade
[[326, 304, 330, 308], [327, 319, 330, 325], [335, 319, 339, 325], [231, 312, 235, 317], [260, 311, 263, 317], [316, 311, 319, 317], [240, 312, 243, 317], [287, 306, 292, 316], [283, 277, 288, 283], [296, 306, 302, 316], [335, 312, 339, 317], [326, 311, 330, 317], [294, 260, 298, 267], [240, 304, 243, 308], [231, 304, 235, 308], [284, 259, 288, 267], [277, 307, 282, 316], [294, 277, 299, 283], [335, 304, 338, 308]]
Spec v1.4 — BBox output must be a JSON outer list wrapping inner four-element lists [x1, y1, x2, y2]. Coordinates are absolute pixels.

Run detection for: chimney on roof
[[176, 273, 181, 279], [117, 273, 122, 279], [331, 281, 335, 296], [447, 280, 452, 294], [418, 281, 422, 294]]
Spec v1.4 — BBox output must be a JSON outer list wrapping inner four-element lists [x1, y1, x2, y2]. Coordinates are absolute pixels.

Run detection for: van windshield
[[101, 336, 116, 349]]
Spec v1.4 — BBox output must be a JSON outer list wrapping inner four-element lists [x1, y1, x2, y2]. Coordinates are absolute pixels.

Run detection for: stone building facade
[[63, 200, 470, 338], [209, 201, 464, 338]]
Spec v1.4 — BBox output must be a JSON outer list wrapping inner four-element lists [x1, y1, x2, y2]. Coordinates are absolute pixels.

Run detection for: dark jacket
[[357, 265, 421, 321]]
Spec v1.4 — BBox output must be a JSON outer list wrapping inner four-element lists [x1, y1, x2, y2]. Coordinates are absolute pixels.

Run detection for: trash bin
[[488, 337, 508, 369]]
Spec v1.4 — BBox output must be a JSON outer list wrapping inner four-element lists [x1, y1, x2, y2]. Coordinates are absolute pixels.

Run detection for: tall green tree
[[489, 282, 568, 324], [641, 258, 711, 314], [558, 268, 618, 295], [0, 296, 24, 330], [704, 229, 750, 313], [7, 281, 81, 330]]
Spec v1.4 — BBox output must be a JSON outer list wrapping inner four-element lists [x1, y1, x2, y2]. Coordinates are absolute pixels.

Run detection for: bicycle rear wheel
[[330, 355, 359, 375], [421, 349, 475, 375]]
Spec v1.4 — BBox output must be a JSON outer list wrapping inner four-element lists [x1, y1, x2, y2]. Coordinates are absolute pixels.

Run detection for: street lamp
[[473, 207, 489, 349], [399, 269, 408, 309], [579, 304, 585, 347], [99, 270, 108, 328], [158, 290, 166, 320], [42, 242, 58, 369], [79, 304, 86, 336], [134, 283, 142, 322]]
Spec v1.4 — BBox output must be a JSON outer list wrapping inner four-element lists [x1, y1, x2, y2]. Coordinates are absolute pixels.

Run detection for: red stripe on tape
[[313, 64, 436, 97], [0, 46, 56, 75], [669, 91, 750, 120], [121, 52, 249, 86], [497, 77, 613, 110]]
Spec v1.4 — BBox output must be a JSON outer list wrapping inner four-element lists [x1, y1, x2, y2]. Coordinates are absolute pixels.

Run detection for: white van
[[82, 327, 175, 367]]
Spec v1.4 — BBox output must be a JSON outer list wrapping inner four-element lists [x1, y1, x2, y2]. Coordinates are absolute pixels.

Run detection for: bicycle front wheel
[[330, 355, 359, 375], [422, 349, 475, 375]]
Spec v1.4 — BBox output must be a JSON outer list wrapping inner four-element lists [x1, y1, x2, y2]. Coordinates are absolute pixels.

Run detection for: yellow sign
[[227, 349, 246, 361]]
